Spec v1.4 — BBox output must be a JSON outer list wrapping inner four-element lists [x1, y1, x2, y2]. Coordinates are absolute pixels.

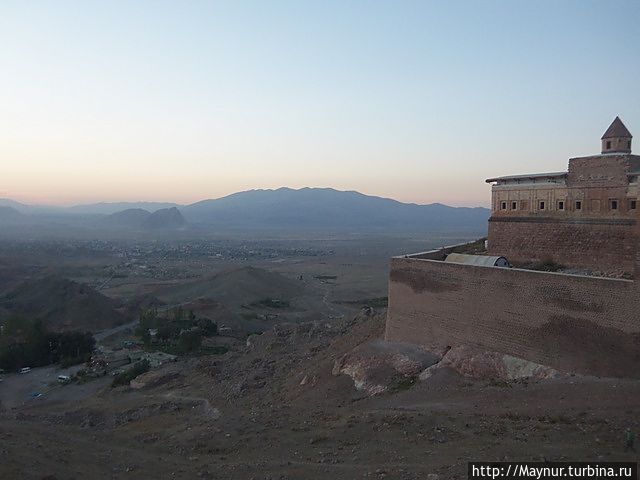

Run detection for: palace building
[[385, 117, 640, 378], [485, 117, 638, 275]]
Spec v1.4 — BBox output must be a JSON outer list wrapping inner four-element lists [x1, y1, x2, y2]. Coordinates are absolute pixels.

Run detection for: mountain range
[[0, 187, 489, 234]]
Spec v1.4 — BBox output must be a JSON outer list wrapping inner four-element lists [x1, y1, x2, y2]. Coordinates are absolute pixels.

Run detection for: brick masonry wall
[[487, 218, 636, 275], [385, 257, 640, 377]]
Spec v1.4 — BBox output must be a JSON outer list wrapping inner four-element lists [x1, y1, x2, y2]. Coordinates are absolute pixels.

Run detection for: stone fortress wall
[[385, 250, 640, 377], [487, 220, 635, 275], [386, 118, 640, 377]]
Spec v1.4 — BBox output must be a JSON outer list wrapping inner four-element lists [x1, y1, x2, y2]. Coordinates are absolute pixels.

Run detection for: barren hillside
[[2, 310, 639, 479], [156, 266, 305, 307], [1, 276, 128, 332]]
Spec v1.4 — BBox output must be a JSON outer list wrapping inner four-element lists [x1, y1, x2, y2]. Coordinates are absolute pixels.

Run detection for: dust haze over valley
[[0, 186, 487, 337], [0, 187, 487, 337]]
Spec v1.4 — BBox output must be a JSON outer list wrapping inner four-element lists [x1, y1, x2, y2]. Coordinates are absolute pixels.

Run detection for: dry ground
[[1, 312, 639, 480]]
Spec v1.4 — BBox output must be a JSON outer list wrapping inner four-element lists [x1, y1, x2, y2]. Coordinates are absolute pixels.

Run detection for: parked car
[[19, 367, 31, 374], [57, 375, 71, 383]]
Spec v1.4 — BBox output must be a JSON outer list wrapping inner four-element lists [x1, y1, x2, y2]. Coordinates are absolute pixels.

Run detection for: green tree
[[178, 329, 202, 353]]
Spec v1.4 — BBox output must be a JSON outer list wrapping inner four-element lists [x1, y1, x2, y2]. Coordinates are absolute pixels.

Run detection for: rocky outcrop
[[129, 369, 181, 390], [335, 341, 560, 396], [421, 345, 559, 381], [332, 340, 440, 396]]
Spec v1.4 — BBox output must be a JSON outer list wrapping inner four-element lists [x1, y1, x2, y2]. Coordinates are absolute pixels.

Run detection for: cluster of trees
[[135, 307, 218, 354], [0, 316, 95, 371]]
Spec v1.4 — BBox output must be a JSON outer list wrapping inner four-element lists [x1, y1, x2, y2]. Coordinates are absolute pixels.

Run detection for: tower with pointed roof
[[601, 116, 632, 154], [484, 117, 639, 276]]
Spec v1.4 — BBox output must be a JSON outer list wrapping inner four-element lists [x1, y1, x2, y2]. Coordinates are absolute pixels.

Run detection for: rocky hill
[[104, 208, 151, 228], [105, 207, 186, 230], [0, 276, 127, 332], [142, 207, 186, 230]]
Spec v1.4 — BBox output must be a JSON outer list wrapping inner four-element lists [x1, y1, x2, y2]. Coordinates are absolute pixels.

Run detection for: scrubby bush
[[111, 359, 150, 388], [530, 259, 563, 272]]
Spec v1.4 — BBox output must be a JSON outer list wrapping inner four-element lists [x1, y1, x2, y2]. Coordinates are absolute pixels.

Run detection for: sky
[[1, 1, 639, 207]]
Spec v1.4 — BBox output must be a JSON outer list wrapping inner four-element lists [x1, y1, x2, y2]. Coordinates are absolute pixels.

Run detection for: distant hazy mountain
[[69, 201, 180, 215], [105, 207, 186, 230], [0, 188, 489, 234], [184, 187, 489, 233], [0, 199, 180, 215], [143, 207, 187, 229], [0, 198, 68, 215], [104, 208, 152, 228], [0, 206, 23, 221], [0, 199, 32, 213]]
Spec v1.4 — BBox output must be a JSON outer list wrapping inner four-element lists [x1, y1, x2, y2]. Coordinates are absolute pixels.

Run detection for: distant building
[[144, 351, 177, 368], [486, 117, 637, 274]]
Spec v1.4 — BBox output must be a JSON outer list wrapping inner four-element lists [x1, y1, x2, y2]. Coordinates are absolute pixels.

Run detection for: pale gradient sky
[[1, 1, 639, 207]]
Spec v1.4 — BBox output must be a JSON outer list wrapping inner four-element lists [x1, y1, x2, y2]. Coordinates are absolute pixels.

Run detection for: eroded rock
[[425, 345, 559, 381], [333, 340, 440, 396]]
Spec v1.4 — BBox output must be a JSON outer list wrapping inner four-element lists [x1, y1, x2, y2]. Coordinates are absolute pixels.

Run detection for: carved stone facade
[[486, 117, 638, 275]]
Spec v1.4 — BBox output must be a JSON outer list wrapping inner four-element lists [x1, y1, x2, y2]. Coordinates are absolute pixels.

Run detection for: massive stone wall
[[385, 257, 640, 377], [486, 154, 640, 274], [488, 217, 636, 275]]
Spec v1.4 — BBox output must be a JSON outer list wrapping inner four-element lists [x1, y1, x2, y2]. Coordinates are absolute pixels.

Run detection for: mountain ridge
[[183, 187, 489, 233], [0, 187, 489, 234]]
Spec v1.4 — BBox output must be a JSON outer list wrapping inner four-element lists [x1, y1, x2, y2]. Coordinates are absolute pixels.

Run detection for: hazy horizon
[[1, 185, 491, 209], [2, 1, 639, 207]]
